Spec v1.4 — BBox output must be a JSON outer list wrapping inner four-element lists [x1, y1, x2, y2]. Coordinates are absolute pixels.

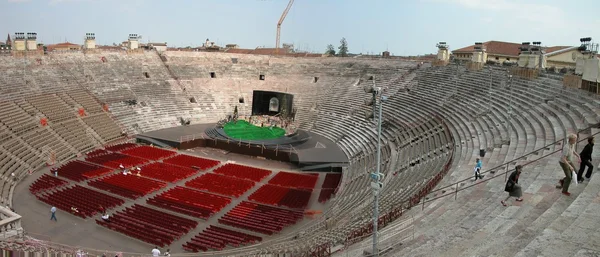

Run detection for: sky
[[1, 0, 599, 56]]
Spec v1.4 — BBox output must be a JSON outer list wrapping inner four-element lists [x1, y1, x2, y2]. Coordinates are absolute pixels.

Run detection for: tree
[[338, 37, 348, 57], [325, 44, 336, 56]]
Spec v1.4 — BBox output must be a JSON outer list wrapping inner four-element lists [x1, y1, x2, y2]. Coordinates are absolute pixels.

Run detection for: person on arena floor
[[473, 158, 484, 181], [501, 165, 524, 206], [578, 136, 594, 183], [558, 134, 580, 196], [50, 206, 57, 221], [152, 246, 161, 257]]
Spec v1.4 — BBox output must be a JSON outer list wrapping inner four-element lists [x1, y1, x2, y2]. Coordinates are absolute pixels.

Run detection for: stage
[[135, 123, 349, 170]]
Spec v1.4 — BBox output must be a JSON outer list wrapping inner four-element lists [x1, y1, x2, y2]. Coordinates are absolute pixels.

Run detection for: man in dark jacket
[[578, 137, 594, 183]]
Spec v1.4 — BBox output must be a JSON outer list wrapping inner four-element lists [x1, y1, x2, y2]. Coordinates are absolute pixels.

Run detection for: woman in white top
[[558, 134, 580, 196]]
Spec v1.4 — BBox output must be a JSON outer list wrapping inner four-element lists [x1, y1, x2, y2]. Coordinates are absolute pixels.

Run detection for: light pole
[[363, 78, 386, 257]]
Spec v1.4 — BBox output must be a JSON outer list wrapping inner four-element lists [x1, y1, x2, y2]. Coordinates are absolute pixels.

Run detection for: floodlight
[[365, 98, 374, 106], [364, 85, 374, 94]]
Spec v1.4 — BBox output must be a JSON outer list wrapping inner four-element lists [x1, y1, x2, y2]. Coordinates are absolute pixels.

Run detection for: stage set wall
[[251, 90, 294, 116]]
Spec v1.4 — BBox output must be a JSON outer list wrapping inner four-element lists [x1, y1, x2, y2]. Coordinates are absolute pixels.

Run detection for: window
[[210, 72, 216, 78], [259, 74, 265, 80], [313, 77, 319, 83], [368, 76, 374, 80], [143, 72, 150, 78], [231, 58, 238, 64], [495, 57, 499, 60], [239, 97, 244, 103], [507, 58, 510, 61], [189, 97, 197, 103]]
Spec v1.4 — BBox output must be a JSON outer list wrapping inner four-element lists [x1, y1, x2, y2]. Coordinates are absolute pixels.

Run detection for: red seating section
[[54, 160, 112, 182], [36, 185, 124, 218], [120, 145, 176, 161], [318, 173, 342, 203], [138, 162, 197, 182], [185, 173, 255, 198], [85, 152, 148, 169], [97, 204, 197, 247], [268, 172, 318, 190], [212, 163, 271, 182], [248, 184, 312, 209], [183, 225, 262, 252], [29, 174, 68, 194], [88, 174, 166, 199], [147, 186, 231, 219], [219, 201, 303, 235], [104, 143, 138, 152], [163, 155, 220, 171]]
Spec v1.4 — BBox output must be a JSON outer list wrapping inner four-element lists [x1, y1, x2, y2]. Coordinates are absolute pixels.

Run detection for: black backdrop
[[252, 90, 294, 117]]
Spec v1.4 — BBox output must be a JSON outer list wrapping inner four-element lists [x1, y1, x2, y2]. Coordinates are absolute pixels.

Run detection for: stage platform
[[135, 123, 349, 170]]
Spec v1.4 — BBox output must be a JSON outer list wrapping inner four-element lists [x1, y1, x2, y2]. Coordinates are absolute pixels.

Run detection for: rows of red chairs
[[163, 155, 220, 171], [321, 173, 342, 188], [183, 225, 262, 252], [85, 152, 148, 169], [138, 162, 197, 182], [318, 189, 336, 203], [218, 201, 303, 235], [96, 204, 197, 247], [104, 142, 139, 152], [36, 185, 124, 218], [54, 160, 112, 182], [268, 172, 318, 190], [318, 173, 342, 203], [29, 174, 68, 194], [185, 173, 255, 198], [147, 186, 231, 219], [248, 184, 312, 209], [212, 163, 271, 182], [88, 174, 166, 199], [121, 145, 176, 161]]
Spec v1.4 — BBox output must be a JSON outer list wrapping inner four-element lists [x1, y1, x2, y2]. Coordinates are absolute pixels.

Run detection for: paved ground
[[13, 147, 329, 255]]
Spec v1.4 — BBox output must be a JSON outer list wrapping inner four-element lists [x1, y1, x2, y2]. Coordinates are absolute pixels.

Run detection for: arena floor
[[13, 147, 327, 254]]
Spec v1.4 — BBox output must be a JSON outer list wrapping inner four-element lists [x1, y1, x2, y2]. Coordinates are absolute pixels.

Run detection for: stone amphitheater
[[0, 50, 598, 257]]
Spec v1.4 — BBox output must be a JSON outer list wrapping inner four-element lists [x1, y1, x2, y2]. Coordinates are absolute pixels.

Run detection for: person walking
[[474, 158, 484, 181], [501, 165, 524, 206], [577, 136, 594, 183], [558, 134, 580, 196], [50, 206, 57, 221]]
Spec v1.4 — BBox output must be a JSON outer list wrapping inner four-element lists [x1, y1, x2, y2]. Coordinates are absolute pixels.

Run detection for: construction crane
[[276, 0, 294, 55]]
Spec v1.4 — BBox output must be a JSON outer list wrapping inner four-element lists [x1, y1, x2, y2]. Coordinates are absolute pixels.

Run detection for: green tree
[[325, 44, 336, 56], [338, 37, 348, 57]]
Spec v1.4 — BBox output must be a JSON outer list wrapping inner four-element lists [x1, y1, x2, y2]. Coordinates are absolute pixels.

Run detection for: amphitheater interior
[[0, 50, 599, 257]]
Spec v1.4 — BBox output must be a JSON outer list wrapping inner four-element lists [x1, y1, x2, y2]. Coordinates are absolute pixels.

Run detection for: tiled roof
[[47, 42, 81, 51], [226, 48, 253, 54], [452, 41, 522, 56]]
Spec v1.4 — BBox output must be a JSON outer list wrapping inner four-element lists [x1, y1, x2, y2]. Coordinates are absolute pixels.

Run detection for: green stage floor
[[223, 120, 285, 140]]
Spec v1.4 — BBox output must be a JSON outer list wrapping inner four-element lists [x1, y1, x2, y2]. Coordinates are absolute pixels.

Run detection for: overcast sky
[[1, 0, 598, 55]]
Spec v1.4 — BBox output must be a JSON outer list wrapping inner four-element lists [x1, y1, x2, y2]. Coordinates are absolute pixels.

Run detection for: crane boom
[[276, 0, 294, 54]]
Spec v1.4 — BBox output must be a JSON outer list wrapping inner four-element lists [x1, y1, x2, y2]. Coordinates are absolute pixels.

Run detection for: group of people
[[471, 134, 594, 207], [119, 164, 142, 176]]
